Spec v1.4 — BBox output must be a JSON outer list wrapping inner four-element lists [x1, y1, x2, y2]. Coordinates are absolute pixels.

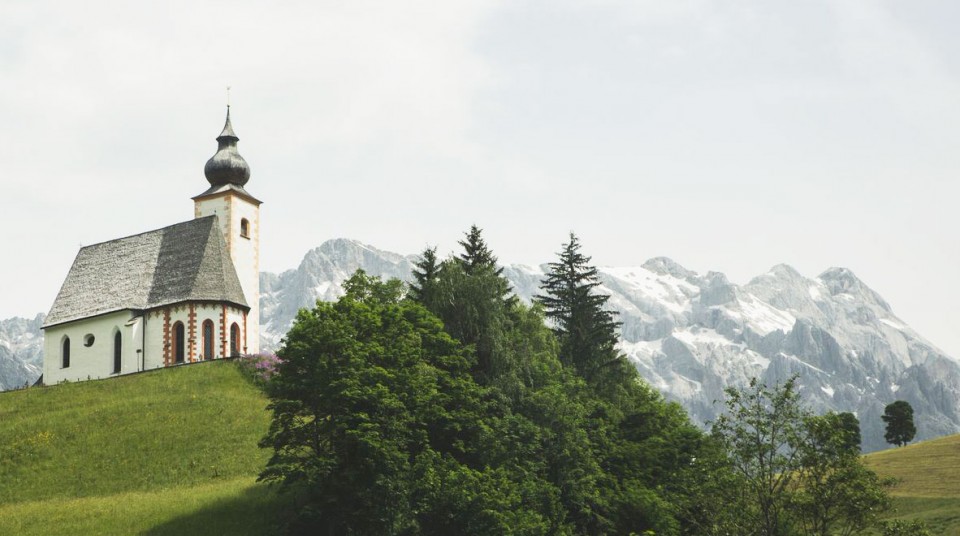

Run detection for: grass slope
[[0, 361, 285, 535], [865, 434, 960, 534]]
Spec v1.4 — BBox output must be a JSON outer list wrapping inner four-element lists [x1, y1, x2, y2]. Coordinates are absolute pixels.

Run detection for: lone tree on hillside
[[882, 400, 917, 447]]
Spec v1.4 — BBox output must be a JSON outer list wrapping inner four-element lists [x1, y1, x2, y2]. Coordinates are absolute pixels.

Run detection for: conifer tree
[[457, 224, 502, 275], [535, 233, 621, 383], [409, 227, 517, 384], [409, 246, 440, 305]]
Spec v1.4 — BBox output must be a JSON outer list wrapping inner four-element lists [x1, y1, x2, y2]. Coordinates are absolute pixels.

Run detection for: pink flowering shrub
[[236, 352, 281, 387]]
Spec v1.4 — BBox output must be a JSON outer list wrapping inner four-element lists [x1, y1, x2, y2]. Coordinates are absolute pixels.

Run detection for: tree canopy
[[711, 377, 891, 536], [261, 232, 717, 534], [882, 400, 917, 447], [260, 230, 901, 536]]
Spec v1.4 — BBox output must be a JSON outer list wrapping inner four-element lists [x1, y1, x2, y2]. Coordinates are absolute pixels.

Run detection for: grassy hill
[[865, 434, 960, 534], [0, 360, 286, 535], [6, 361, 960, 535]]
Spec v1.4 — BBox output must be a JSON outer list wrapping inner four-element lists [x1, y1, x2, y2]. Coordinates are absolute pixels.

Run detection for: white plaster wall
[[42, 310, 140, 385], [231, 198, 260, 354], [42, 303, 250, 385], [143, 309, 166, 370]]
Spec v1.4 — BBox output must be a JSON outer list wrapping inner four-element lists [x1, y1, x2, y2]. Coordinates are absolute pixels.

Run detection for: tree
[[535, 233, 625, 389], [880, 520, 931, 536], [419, 227, 517, 385], [409, 246, 440, 306], [457, 224, 501, 275], [260, 269, 697, 535], [711, 376, 808, 536], [837, 412, 862, 453], [790, 413, 890, 536], [259, 271, 549, 534], [712, 379, 892, 536], [882, 401, 917, 447]]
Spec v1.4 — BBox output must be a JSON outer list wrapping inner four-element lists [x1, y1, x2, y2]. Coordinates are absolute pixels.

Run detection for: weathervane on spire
[[227, 86, 231, 108]]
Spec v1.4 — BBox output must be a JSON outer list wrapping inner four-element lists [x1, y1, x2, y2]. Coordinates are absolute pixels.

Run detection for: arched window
[[173, 322, 185, 364], [230, 323, 240, 356], [113, 331, 122, 374], [202, 320, 214, 360], [62, 337, 71, 368], [240, 218, 250, 238]]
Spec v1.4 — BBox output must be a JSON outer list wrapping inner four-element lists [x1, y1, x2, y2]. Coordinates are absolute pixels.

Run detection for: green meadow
[[865, 433, 960, 534], [0, 361, 286, 535]]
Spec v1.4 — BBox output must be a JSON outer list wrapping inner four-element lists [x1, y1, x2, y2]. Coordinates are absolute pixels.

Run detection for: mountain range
[[5, 238, 958, 452], [0, 314, 44, 391]]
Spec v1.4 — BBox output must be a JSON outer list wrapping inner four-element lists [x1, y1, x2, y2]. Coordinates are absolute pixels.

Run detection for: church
[[42, 107, 261, 384]]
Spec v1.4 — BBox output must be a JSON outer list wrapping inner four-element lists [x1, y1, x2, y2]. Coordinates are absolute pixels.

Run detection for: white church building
[[42, 108, 261, 384]]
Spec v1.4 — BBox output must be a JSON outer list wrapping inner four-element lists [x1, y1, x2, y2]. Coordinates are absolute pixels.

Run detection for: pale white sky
[[2, 1, 958, 356]]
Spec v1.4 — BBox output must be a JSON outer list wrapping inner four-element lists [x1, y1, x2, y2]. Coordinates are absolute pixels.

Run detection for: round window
[[84, 334, 95, 347]]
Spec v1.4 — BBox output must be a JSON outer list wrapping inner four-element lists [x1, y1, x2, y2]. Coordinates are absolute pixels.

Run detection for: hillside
[[866, 434, 960, 533], [0, 360, 285, 535]]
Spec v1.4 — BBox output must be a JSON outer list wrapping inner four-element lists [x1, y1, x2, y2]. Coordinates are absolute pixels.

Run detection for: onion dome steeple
[[204, 106, 251, 187]]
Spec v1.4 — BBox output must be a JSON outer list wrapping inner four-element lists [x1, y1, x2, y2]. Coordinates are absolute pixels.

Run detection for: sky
[[1, 1, 958, 356]]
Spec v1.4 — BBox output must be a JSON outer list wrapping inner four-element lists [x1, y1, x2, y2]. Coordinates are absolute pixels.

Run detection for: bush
[[236, 353, 282, 387]]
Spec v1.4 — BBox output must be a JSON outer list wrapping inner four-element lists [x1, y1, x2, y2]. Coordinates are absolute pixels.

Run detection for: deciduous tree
[[711, 376, 808, 536], [791, 413, 890, 536], [882, 400, 917, 447]]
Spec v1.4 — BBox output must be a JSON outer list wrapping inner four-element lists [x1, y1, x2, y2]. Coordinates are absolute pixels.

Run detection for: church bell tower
[[193, 106, 261, 354]]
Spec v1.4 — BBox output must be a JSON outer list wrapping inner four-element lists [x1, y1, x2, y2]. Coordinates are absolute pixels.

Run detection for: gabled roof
[[44, 216, 248, 328]]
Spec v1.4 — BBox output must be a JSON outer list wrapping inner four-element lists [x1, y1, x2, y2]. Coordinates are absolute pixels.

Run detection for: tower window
[[62, 337, 71, 369], [240, 218, 250, 239]]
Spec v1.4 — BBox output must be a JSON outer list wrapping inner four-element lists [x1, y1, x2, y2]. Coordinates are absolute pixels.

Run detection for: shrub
[[236, 353, 281, 387]]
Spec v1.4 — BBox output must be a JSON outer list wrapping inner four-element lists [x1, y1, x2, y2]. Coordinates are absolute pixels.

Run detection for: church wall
[[142, 303, 249, 370], [42, 310, 141, 385]]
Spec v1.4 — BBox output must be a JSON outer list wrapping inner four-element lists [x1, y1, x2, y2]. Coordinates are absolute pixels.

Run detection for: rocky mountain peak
[[699, 271, 737, 306], [818, 267, 892, 313], [641, 257, 698, 282]]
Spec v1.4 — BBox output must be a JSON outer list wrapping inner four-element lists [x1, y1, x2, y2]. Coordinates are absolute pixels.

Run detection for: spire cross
[[226, 86, 231, 107]]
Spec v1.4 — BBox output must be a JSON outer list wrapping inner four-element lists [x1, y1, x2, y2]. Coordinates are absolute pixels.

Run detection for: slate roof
[[44, 216, 248, 328]]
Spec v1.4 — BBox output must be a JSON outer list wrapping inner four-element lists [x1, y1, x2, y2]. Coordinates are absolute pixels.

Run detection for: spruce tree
[[457, 224, 502, 275], [535, 233, 621, 382], [409, 246, 440, 305], [412, 227, 517, 384]]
